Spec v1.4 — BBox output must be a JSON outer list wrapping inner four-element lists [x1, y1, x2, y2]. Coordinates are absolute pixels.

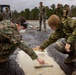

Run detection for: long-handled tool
[[34, 63, 53, 68]]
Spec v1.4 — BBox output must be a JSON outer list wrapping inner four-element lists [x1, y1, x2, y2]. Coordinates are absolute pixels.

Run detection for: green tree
[[51, 4, 55, 10], [46, 6, 53, 19], [70, 5, 76, 17], [19, 10, 25, 18], [50, 4, 56, 15], [13, 10, 19, 18], [24, 8, 30, 19], [30, 7, 39, 20]]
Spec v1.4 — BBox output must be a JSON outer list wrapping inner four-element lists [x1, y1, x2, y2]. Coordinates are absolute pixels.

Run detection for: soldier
[[35, 14, 76, 64], [54, 3, 63, 19], [63, 4, 70, 18], [38, 2, 46, 31], [3, 7, 12, 20], [0, 13, 45, 75]]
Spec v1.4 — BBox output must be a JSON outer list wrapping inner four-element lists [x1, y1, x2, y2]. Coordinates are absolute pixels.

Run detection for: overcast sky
[[0, 0, 76, 12]]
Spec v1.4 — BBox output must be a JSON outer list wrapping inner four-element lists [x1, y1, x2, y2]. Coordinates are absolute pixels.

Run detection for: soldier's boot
[[44, 21, 46, 32], [37, 22, 42, 31], [37, 28, 41, 31], [44, 25, 46, 32], [64, 53, 76, 64], [37, 26, 41, 31], [72, 71, 76, 75]]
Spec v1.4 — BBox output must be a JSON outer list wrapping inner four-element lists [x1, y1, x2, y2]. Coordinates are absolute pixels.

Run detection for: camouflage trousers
[[39, 16, 46, 30], [54, 39, 76, 54], [0, 54, 25, 75]]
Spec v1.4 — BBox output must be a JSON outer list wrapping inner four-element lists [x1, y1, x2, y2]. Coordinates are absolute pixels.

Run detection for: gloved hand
[[36, 57, 45, 64], [34, 46, 44, 52]]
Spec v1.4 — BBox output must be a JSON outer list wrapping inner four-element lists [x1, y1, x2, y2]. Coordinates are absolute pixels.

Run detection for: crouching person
[[0, 13, 45, 75], [35, 14, 76, 64]]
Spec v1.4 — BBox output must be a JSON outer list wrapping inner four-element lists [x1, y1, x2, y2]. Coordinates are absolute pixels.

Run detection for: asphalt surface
[[21, 20, 76, 75]]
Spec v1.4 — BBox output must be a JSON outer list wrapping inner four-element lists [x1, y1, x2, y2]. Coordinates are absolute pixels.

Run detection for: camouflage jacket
[[0, 20, 37, 60], [40, 18, 76, 49], [39, 5, 46, 18], [3, 11, 12, 20], [54, 8, 63, 19]]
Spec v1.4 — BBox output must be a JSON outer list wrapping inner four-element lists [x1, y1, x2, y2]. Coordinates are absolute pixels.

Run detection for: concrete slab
[[17, 50, 66, 75]]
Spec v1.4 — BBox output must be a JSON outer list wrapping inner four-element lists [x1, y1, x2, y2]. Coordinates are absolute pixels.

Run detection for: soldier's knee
[[54, 40, 66, 52]]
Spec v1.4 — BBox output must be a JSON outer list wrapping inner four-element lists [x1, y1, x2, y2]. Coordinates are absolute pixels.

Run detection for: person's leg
[[71, 43, 76, 74], [64, 42, 76, 64], [54, 39, 76, 64], [8, 58, 25, 75], [54, 39, 67, 54], [38, 17, 42, 31], [0, 59, 25, 75], [43, 18, 46, 32]]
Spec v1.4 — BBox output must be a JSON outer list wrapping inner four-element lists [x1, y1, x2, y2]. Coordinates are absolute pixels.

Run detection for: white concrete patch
[[17, 50, 66, 75]]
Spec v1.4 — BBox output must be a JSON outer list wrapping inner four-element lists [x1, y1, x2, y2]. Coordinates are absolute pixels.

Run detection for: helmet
[[48, 15, 60, 27]]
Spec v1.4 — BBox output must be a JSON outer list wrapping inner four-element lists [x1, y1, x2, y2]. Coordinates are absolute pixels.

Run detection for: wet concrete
[[17, 50, 65, 75], [20, 20, 76, 75]]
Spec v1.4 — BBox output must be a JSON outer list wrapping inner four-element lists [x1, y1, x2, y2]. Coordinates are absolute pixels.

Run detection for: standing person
[[35, 14, 76, 64], [54, 3, 63, 19], [3, 7, 12, 20], [63, 4, 70, 18], [0, 13, 45, 75], [38, 2, 46, 31]]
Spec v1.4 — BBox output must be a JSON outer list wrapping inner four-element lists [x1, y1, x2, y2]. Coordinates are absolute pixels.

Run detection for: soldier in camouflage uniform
[[36, 14, 76, 64], [0, 13, 45, 75], [37, 2, 46, 31], [3, 7, 12, 20], [63, 4, 70, 18], [54, 3, 63, 19]]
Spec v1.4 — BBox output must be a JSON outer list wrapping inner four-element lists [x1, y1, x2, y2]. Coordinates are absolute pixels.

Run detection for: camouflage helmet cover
[[48, 14, 60, 27]]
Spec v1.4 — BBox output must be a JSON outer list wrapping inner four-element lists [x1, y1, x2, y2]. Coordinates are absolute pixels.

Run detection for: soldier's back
[[0, 20, 22, 59]]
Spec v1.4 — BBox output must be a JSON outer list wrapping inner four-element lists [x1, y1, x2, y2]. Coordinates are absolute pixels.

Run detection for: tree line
[[13, 4, 76, 20]]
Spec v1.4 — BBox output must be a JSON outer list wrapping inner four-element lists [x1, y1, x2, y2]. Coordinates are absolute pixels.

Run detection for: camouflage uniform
[[3, 11, 12, 20], [0, 20, 37, 75], [0, 20, 37, 60], [38, 5, 46, 31], [54, 8, 63, 19], [40, 18, 76, 54]]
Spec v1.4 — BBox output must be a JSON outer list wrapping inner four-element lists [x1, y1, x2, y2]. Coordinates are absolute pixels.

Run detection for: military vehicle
[[0, 5, 10, 13]]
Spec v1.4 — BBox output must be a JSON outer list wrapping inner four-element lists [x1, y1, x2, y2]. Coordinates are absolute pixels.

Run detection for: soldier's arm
[[61, 9, 63, 17], [3, 12, 5, 17], [18, 41, 38, 60], [44, 7, 47, 18], [9, 34, 38, 60], [67, 27, 76, 44], [10, 11, 12, 20], [40, 30, 65, 50], [2, 22, 38, 60]]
